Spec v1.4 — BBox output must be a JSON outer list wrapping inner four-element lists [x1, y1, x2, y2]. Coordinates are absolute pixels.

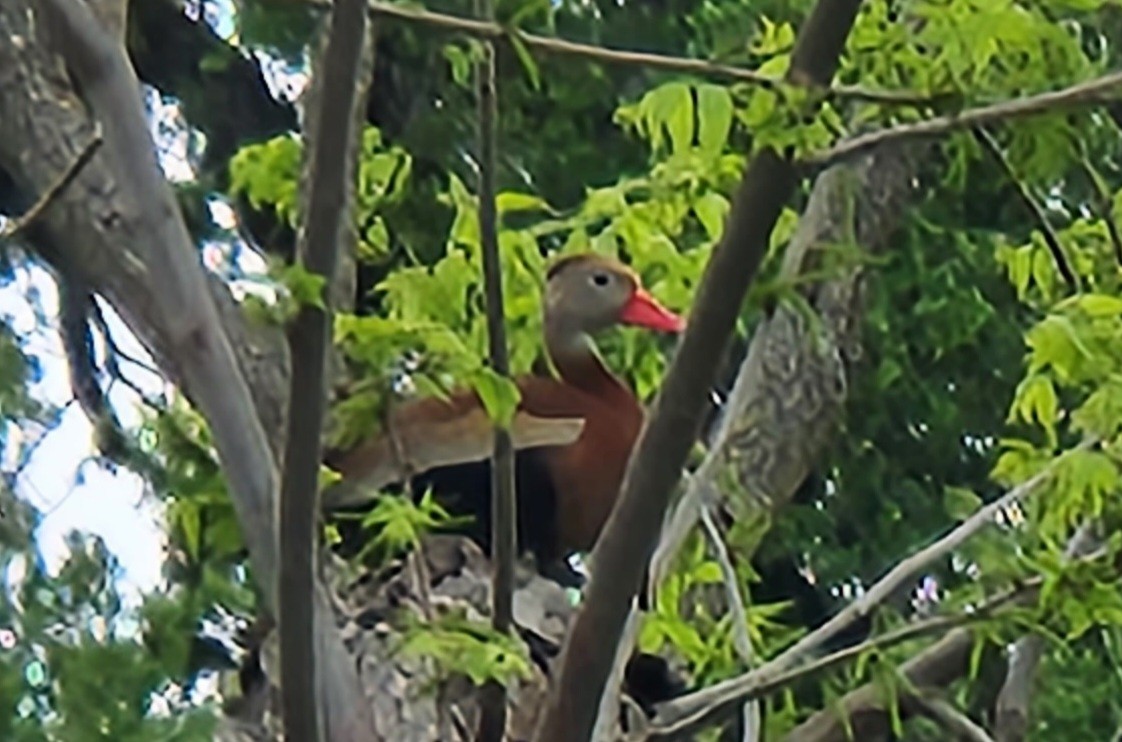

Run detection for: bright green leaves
[[1009, 374, 1059, 445], [697, 84, 734, 157], [229, 134, 301, 226], [398, 612, 532, 687], [277, 262, 327, 310], [616, 81, 734, 159], [358, 488, 466, 560], [469, 367, 522, 430]]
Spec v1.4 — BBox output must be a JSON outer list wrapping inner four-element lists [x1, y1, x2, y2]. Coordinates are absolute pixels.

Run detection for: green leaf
[[496, 191, 550, 215], [696, 84, 733, 156], [509, 34, 541, 90], [278, 264, 327, 310], [470, 367, 522, 429], [693, 191, 729, 241], [943, 486, 982, 522]]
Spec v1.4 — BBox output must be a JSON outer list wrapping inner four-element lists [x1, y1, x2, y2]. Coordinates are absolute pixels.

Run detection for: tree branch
[[804, 70, 1122, 170], [348, 0, 933, 106], [474, 0, 517, 736], [7, 1, 374, 738], [911, 695, 996, 742], [0, 131, 101, 241], [700, 505, 760, 742], [647, 445, 1081, 734], [647, 574, 1043, 740], [532, 3, 864, 740], [782, 522, 1104, 742], [279, 1, 372, 740]]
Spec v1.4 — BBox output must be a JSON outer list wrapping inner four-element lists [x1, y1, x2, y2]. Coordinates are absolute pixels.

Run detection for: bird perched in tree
[[323, 252, 685, 584]]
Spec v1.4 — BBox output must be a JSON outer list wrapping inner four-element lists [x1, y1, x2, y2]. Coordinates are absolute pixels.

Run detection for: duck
[[322, 253, 685, 583]]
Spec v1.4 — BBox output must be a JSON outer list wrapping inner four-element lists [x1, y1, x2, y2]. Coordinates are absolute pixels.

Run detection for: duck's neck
[[543, 323, 627, 399]]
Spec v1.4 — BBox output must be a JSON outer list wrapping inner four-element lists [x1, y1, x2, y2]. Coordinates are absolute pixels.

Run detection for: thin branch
[[649, 443, 1087, 734], [647, 575, 1040, 740], [0, 131, 102, 242], [278, 1, 371, 741], [533, 3, 865, 740], [975, 126, 1077, 293], [700, 505, 760, 742], [804, 70, 1122, 170], [355, 0, 935, 106], [911, 695, 996, 742], [474, 0, 517, 736]]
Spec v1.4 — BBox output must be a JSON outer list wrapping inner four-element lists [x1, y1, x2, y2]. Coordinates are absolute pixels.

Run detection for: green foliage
[[396, 611, 532, 687]]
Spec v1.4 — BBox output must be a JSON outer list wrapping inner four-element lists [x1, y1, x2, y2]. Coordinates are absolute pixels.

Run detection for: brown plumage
[[323, 253, 685, 581]]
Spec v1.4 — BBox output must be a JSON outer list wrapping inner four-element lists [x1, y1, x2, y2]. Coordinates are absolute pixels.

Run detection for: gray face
[[544, 259, 637, 337]]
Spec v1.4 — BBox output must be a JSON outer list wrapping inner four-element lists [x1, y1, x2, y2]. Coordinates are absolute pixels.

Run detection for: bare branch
[[279, 0, 372, 740], [649, 445, 1083, 734], [782, 522, 1105, 742], [473, 0, 517, 735], [805, 71, 1122, 170], [911, 695, 996, 742], [532, 3, 864, 740], [647, 573, 1040, 740], [346, 1, 938, 105], [700, 505, 759, 742], [0, 132, 101, 241], [975, 126, 1077, 293]]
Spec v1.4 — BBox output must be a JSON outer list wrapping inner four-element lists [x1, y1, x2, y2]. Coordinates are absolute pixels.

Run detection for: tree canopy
[[3, 0, 1122, 740]]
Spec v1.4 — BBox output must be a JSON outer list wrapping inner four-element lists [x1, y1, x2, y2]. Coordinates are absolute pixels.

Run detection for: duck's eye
[[591, 272, 610, 287]]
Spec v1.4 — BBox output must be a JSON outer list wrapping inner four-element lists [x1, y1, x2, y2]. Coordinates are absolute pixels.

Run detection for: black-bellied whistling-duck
[[323, 253, 684, 582]]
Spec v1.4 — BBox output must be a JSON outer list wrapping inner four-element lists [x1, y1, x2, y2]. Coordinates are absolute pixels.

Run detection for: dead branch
[[0, 132, 101, 241], [278, 0, 372, 740], [804, 70, 1122, 170], [532, 2, 865, 740]]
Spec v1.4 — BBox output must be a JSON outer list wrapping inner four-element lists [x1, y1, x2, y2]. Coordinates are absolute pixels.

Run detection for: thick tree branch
[[647, 446, 1080, 734], [805, 70, 1122, 170], [474, 0, 517, 736], [347, 0, 931, 105], [532, 3, 864, 740], [279, 1, 372, 741]]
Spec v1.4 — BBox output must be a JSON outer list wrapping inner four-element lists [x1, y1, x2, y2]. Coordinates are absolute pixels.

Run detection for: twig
[[911, 695, 996, 742], [277, 1, 371, 741], [354, 1, 936, 106], [700, 505, 760, 742], [474, 0, 517, 737], [975, 126, 1077, 293], [648, 443, 1087, 735], [533, 3, 865, 740], [804, 70, 1122, 170], [0, 131, 102, 242], [647, 576, 1039, 740]]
